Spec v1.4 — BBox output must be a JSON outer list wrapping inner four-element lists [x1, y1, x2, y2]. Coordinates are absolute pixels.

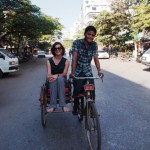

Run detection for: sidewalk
[[93, 58, 150, 89]]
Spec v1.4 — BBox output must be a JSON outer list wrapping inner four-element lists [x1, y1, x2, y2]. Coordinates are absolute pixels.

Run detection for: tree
[[0, 0, 63, 54], [131, 0, 150, 35], [93, 0, 145, 52], [62, 39, 73, 49], [74, 29, 84, 39], [93, 10, 131, 49]]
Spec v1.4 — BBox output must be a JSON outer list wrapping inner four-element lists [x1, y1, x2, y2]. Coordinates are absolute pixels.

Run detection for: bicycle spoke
[[86, 103, 101, 150], [77, 97, 84, 121]]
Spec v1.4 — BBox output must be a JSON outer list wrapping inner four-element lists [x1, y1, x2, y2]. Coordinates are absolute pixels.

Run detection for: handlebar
[[73, 76, 99, 79], [72, 75, 103, 82]]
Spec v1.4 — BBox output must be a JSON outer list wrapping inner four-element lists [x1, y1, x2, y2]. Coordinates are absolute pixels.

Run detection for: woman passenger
[[46, 42, 70, 112]]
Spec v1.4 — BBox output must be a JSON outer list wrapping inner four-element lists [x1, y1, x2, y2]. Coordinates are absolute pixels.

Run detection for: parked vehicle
[[136, 51, 143, 63], [37, 51, 46, 58], [0, 48, 19, 78], [18, 51, 33, 63], [136, 50, 147, 63], [98, 50, 109, 59], [141, 48, 150, 66]]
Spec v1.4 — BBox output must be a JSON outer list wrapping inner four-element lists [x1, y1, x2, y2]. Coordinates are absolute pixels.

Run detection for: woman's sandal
[[62, 107, 69, 112]]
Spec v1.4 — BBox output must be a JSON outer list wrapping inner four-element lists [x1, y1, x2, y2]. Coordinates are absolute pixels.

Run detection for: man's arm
[[71, 51, 78, 76], [93, 55, 102, 76]]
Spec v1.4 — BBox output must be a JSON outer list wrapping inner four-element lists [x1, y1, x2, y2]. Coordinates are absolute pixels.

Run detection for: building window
[[92, 7, 96, 10], [85, 1, 88, 4]]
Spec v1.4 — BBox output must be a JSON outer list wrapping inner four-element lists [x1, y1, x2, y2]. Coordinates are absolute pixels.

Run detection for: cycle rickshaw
[[39, 76, 102, 150]]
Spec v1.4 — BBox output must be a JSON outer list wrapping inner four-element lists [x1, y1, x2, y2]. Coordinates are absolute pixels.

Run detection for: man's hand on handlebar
[[98, 71, 104, 78], [69, 72, 75, 78]]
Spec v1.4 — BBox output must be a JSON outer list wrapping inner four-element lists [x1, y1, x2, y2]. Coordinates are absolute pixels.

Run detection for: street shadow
[[91, 64, 150, 150], [40, 112, 89, 150], [1, 72, 22, 79], [0, 58, 150, 150], [143, 66, 150, 72]]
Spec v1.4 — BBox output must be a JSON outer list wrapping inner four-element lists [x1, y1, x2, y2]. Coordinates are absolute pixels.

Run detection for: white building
[[63, 15, 83, 40], [62, 31, 70, 40], [81, 0, 111, 27], [66, 0, 111, 39], [69, 17, 83, 40]]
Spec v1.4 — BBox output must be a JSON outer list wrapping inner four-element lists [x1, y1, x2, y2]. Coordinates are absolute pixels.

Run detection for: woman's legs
[[57, 76, 69, 112], [49, 80, 57, 110], [57, 76, 66, 107], [48, 76, 69, 112]]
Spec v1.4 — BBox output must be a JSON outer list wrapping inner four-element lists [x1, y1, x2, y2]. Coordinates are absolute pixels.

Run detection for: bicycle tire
[[41, 86, 47, 127], [78, 97, 84, 122], [86, 102, 101, 150], [0, 69, 3, 78], [41, 104, 46, 127]]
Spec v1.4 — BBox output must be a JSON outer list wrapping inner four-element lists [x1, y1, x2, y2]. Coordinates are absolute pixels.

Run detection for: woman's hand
[[52, 74, 58, 80], [47, 74, 58, 82]]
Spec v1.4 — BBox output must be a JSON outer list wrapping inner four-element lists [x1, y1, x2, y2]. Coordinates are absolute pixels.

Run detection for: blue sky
[[30, 0, 82, 31]]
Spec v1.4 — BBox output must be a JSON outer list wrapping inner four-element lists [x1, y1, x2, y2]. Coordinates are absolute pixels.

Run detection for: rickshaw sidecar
[[39, 79, 72, 105], [39, 79, 72, 127]]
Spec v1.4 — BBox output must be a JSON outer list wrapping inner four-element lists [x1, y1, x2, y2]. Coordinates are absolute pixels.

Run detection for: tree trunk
[[133, 42, 138, 60]]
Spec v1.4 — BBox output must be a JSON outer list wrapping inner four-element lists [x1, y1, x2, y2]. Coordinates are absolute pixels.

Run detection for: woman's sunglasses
[[54, 47, 62, 51]]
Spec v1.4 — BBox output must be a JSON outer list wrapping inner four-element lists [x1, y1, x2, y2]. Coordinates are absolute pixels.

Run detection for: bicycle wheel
[[77, 97, 84, 122], [41, 104, 46, 127], [86, 102, 101, 150], [40, 86, 47, 127]]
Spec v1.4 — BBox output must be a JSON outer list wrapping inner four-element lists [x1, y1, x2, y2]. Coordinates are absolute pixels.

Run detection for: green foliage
[[62, 39, 73, 49], [131, 0, 150, 35], [93, 9, 130, 46], [93, 0, 150, 52], [38, 41, 51, 50], [74, 29, 84, 39], [94, 11, 114, 44], [0, 0, 63, 52]]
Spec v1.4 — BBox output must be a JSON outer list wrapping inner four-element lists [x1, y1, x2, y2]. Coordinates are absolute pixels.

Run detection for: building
[[81, 0, 111, 27], [69, 18, 83, 40], [65, 0, 111, 40], [62, 31, 70, 40], [69, 0, 111, 39], [63, 16, 83, 40]]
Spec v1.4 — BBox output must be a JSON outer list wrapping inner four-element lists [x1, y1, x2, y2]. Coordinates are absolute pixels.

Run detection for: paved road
[[0, 58, 89, 150], [93, 58, 150, 150], [0, 57, 150, 150]]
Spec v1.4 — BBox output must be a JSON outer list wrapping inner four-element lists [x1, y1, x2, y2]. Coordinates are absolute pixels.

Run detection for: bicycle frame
[[73, 76, 101, 121], [73, 76, 100, 101], [73, 76, 102, 150]]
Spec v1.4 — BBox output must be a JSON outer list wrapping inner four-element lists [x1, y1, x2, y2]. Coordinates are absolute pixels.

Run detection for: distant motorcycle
[[136, 51, 144, 63], [18, 52, 32, 63]]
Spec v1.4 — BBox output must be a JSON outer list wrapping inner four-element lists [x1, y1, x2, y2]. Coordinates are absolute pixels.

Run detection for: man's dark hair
[[84, 25, 97, 35]]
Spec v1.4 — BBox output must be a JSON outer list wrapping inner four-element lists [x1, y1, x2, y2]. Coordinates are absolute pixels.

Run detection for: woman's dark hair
[[84, 25, 97, 35], [51, 42, 65, 56]]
